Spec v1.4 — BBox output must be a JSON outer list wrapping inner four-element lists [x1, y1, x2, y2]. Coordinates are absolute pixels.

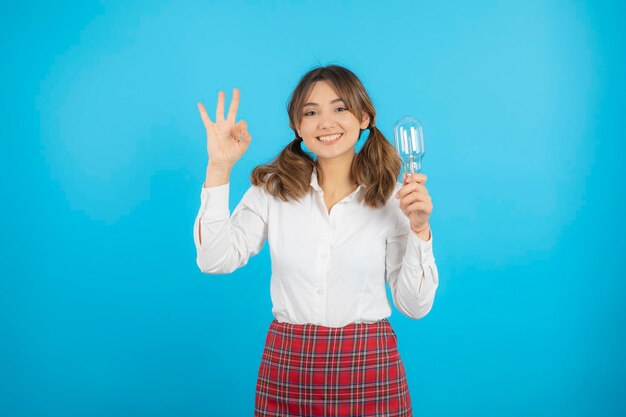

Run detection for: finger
[[216, 91, 225, 121], [236, 120, 252, 144], [197, 102, 214, 128], [400, 192, 429, 210], [241, 125, 253, 145], [405, 173, 427, 184], [226, 88, 240, 123], [241, 129, 252, 145], [413, 183, 429, 195], [400, 182, 428, 196], [396, 182, 428, 199], [406, 201, 432, 215], [232, 119, 244, 139]]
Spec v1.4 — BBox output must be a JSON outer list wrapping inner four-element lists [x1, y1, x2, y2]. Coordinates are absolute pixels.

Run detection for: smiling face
[[296, 80, 370, 163]]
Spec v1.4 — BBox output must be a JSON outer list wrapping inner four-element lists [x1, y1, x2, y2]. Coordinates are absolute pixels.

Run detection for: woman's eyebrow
[[303, 98, 345, 108]]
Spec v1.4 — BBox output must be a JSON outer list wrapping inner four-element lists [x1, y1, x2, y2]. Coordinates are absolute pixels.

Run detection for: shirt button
[[321, 250, 327, 258], [317, 288, 324, 295]]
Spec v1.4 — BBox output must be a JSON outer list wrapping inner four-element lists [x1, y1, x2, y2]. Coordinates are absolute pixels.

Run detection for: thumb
[[232, 120, 245, 138], [236, 120, 252, 144]]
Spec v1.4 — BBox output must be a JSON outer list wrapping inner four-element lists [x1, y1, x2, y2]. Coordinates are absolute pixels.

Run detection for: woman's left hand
[[395, 172, 433, 234]]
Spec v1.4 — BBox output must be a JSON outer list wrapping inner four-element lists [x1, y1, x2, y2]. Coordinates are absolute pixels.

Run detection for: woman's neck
[[316, 155, 357, 197]]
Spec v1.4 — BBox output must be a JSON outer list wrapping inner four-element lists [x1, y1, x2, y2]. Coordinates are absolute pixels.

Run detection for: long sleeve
[[193, 182, 268, 274], [385, 207, 439, 320]]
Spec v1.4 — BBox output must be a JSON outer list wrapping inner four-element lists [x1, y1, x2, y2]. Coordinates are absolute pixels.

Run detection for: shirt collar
[[310, 166, 323, 193], [310, 166, 365, 202]]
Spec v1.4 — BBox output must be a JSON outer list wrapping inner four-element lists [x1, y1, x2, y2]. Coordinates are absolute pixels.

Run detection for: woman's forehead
[[305, 80, 341, 100]]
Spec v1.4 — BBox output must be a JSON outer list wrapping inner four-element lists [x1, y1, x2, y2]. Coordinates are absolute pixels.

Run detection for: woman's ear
[[360, 113, 371, 130]]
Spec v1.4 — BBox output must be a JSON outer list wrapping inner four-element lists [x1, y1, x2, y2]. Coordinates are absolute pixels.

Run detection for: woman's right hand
[[197, 88, 252, 169]]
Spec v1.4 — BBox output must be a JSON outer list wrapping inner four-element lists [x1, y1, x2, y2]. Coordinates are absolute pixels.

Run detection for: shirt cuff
[[199, 182, 230, 220], [404, 229, 435, 268]]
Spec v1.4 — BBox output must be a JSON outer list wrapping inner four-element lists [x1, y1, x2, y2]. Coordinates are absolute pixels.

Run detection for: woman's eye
[[303, 107, 347, 116]]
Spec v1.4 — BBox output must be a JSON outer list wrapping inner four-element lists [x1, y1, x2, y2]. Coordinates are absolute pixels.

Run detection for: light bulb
[[393, 116, 425, 177]]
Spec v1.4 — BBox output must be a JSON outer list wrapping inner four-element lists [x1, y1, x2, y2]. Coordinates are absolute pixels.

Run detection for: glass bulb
[[393, 116, 425, 177]]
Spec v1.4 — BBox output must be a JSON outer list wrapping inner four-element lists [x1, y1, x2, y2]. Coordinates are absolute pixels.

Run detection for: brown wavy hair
[[250, 64, 401, 208]]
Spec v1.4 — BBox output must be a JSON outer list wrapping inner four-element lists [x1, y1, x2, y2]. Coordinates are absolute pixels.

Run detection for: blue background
[[2, 1, 625, 416]]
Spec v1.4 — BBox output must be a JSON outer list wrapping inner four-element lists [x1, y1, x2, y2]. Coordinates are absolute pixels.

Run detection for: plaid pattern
[[254, 319, 412, 416]]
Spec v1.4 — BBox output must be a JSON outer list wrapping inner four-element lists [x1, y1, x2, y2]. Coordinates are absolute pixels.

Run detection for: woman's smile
[[317, 133, 343, 144]]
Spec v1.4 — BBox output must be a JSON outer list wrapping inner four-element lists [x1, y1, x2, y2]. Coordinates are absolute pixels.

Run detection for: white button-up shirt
[[193, 167, 439, 327]]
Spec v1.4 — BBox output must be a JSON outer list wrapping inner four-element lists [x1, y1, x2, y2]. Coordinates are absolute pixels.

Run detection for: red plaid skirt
[[254, 319, 412, 416]]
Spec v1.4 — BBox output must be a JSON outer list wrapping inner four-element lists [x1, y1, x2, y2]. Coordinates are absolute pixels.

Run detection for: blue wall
[[2, 1, 624, 416]]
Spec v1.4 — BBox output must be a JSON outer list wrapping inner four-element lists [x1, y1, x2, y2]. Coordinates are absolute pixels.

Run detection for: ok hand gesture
[[197, 88, 252, 170]]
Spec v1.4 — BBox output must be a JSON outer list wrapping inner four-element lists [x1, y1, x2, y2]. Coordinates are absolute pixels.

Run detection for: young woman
[[193, 65, 438, 416]]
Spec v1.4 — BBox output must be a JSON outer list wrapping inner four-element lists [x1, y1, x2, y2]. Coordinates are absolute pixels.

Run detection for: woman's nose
[[318, 114, 337, 129]]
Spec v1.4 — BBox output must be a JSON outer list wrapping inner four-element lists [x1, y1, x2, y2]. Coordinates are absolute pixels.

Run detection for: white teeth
[[318, 133, 342, 142]]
